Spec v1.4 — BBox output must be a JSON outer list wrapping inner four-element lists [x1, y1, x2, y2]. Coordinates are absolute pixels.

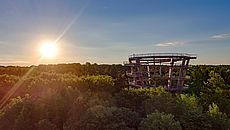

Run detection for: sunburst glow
[[40, 42, 58, 58]]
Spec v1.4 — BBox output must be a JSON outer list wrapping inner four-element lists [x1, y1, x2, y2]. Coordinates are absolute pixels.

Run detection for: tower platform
[[124, 53, 197, 92]]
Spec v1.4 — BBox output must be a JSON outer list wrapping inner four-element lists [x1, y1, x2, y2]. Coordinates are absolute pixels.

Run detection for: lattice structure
[[124, 53, 197, 92]]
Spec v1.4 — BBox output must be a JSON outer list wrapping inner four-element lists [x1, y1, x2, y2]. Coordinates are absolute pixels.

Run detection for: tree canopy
[[0, 64, 229, 130]]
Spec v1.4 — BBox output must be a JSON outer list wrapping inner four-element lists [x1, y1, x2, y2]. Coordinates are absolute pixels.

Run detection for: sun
[[40, 42, 58, 58]]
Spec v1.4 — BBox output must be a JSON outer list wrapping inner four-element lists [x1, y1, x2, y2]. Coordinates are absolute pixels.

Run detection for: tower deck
[[124, 53, 197, 92]]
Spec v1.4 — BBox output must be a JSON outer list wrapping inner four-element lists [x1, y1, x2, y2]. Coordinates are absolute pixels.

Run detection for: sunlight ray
[[0, 1, 90, 109], [0, 57, 43, 108], [54, 1, 89, 44]]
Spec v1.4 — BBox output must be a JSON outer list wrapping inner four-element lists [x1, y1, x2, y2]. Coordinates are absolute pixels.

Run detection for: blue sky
[[0, 0, 230, 65]]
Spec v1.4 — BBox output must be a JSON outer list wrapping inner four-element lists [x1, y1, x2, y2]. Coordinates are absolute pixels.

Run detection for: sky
[[0, 0, 230, 65]]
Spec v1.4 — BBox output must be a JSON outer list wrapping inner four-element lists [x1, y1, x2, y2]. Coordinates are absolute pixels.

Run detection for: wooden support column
[[180, 59, 190, 86], [168, 58, 174, 89], [136, 58, 143, 86], [159, 60, 162, 77], [147, 62, 151, 86], [177, 58, 186, 88], [153, 58, 156, 87]]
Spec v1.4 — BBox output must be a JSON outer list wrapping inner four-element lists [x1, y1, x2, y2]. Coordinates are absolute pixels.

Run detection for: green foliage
[[179, 107, 212, 130], [139, 111, 181, 130], [187, 65, 230, 95], [208, 115, 230, 130], [142, 93, 177, 116], [206, 71, 227, 90], [0, 64, 230, 130], [176, 94, 200, 115], [75, 105, 139, 130], [14, 98, 37, 130], [0, 74, 19, 98], [178, 94, 198, 108], [199, 71, 230, 115], [208, 103, 222, 116], [0, 96, 23, 130], [207, 103, 230, 130], [115, 87, 167, 116], [176, 95, 213, 130]]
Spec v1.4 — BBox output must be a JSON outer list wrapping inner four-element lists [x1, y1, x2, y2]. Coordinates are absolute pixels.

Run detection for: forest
[[0, 63, 230, 130]]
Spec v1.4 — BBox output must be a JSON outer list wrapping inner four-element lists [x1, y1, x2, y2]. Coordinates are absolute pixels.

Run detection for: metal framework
[[124, 53, 197, 92]]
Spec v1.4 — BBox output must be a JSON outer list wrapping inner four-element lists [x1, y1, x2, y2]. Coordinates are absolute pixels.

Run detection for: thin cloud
[[0, 60, 31, 64], [155, 41, 184, 47], [210, 33, 230, 39], [0, 41, 7, 44]]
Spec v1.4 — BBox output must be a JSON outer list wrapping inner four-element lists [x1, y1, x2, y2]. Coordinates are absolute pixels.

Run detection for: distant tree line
[[0, 63, 229, 130]]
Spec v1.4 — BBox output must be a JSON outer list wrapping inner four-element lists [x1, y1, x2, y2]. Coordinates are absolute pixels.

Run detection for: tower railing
[[129, 53, 197, 58]]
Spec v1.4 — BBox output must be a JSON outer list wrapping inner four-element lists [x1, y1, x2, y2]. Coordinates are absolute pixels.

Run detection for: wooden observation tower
[[124, 53, 197, 92]]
